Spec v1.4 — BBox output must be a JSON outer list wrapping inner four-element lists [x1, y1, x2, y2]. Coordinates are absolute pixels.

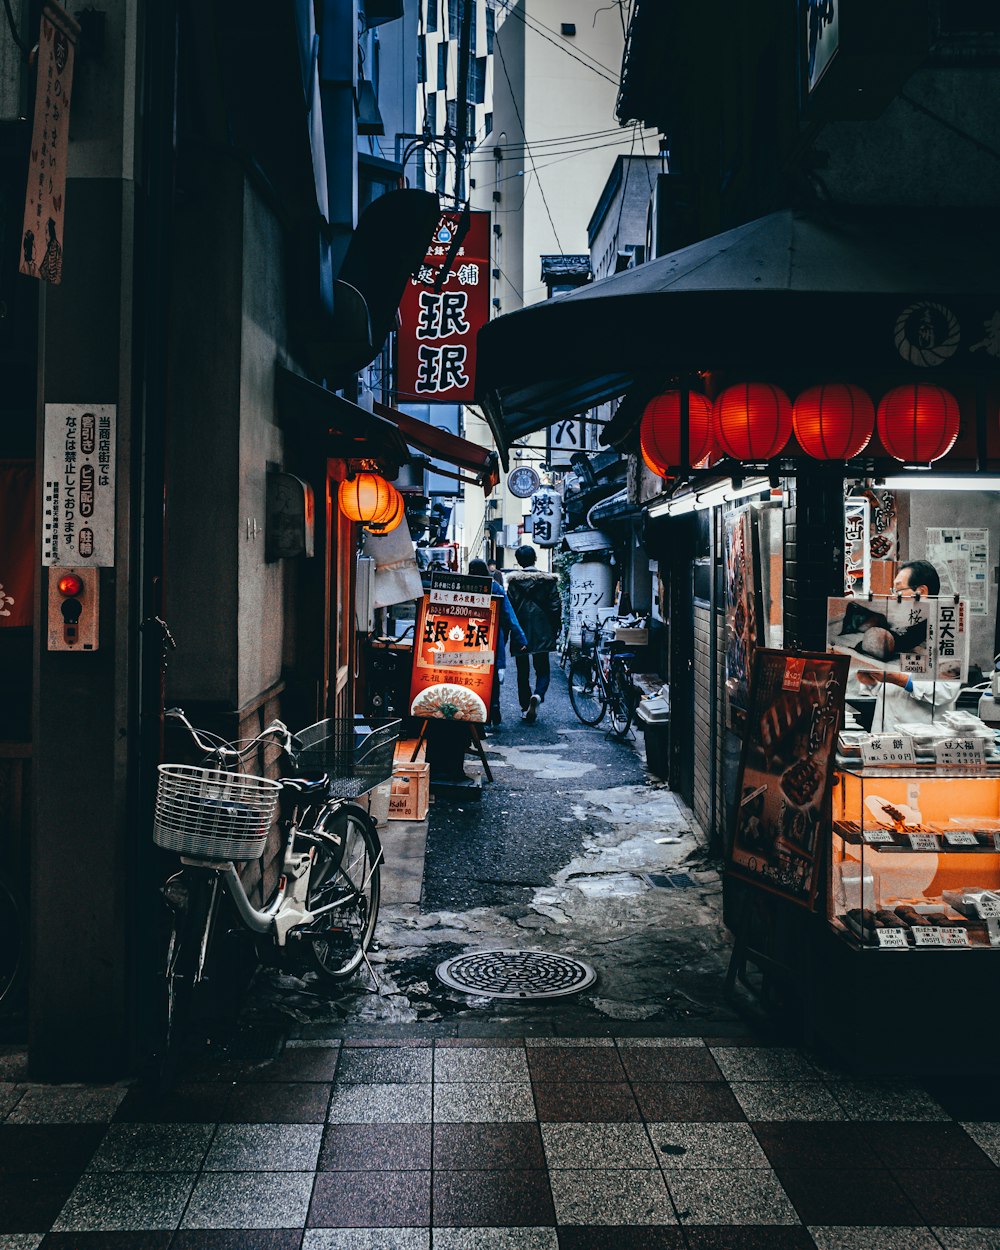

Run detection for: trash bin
[[636, 692, 670, 781]]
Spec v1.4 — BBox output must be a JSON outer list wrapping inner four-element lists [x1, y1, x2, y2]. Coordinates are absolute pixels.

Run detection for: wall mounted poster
[[827, 595, 970, 684], [409, 572, 498, 723], [728, 649, 849, 908], [926, 528, 989, 616], [724, 506, 762, 732]]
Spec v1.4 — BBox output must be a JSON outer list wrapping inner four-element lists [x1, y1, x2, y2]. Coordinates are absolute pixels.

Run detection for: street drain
[[644, 871, 696, 889], [435, 949, 597, 1000]]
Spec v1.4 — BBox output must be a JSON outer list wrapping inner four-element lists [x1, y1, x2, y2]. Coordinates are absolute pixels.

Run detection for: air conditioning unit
[[355, 555, 376, 633]]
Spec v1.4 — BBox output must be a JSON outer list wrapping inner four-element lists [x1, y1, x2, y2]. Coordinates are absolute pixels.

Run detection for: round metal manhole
[[435, 949, 597, 1000]]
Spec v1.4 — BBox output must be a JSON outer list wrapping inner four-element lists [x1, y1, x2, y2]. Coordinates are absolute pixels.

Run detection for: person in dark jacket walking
[[469, 559, 526, 729], [504, 544, 561, 723]]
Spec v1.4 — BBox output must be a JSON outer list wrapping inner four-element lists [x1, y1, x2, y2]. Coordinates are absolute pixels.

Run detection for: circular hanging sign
[[508, 466, 541, 498]]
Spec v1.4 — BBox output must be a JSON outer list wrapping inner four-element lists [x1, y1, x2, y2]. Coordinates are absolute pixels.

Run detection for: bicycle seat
[[280, 775, 330, 801]]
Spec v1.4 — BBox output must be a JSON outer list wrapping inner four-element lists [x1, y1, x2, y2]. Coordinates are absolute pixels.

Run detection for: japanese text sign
[[409, 573, 498, 723], [41, 404, 116, 567], [861, 734, 916, 766], [397, 210, 491, 403], [20, 4, 79, 284], [528, 489, 562, 548]]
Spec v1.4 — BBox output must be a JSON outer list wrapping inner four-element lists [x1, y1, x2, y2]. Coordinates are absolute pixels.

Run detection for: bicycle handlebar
[[164, 707, 295, 769]]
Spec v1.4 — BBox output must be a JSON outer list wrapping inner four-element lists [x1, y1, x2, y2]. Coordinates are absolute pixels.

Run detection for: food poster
[[728, 649, 850, 908], [844, 498, 869, 594], [926, 528, 989, 616], [827, 595, 969, 686], [409, 572, 498, 723], [724, 507, 761, 732], [844, 488, 897, 595]]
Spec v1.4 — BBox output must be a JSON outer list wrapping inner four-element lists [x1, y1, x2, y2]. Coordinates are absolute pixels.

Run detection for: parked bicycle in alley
[[568, 621, 639, 739], [153, 708, 399, 1082]]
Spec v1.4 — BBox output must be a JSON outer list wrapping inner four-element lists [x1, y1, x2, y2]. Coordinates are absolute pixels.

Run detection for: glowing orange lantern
[[364, 485, 404, 535], [876, 384, 960, 463], [639, 391, 714, 477], [792, 384, 874, 460], [338, 472, 396, 524]]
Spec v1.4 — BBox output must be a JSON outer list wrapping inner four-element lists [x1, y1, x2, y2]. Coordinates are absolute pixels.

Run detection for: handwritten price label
[[861, 734, 916, 766], [907, 833, 940, 851], [940, 927, 970, 947], [935, 737, 986, 767], [875, 928, 909, 949], [944, 831, 979, 847], [976, 897, 1000, 919], [863, 829, 895, 844], [912, 926, 943, 946]]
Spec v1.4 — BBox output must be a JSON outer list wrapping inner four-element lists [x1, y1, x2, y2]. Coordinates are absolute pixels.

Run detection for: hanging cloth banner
[[20, 3, 80, 284], [0, 461, 36, 627]]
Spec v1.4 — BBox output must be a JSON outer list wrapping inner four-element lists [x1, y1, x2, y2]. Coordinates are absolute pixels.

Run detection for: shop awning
[[475, 206, 1000, 465], [587, 488, 640, 528], [372, 400, 500, 494], [276, 366, 411, 470]]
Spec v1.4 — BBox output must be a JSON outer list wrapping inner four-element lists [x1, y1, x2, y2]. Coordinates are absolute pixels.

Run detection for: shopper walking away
[[505, 544, 561, 724], [469, 558, 526, 730]]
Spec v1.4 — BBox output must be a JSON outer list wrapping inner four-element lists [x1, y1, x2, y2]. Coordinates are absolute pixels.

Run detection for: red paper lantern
[[792, 384, 874, 460], [639, 391, 714, 477], [713, 383, 792, 461], [876, 384, 960, 463]]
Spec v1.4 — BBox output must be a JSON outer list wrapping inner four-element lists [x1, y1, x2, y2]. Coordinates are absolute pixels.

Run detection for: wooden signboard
[[728, 648, 849, 909]]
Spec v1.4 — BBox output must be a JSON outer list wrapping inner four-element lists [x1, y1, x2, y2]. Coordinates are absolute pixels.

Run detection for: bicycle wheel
[[607, 662, 635, 739], [305, 802, 382, 980], [156, 870, 218, 1088], [569, 654, 606, 726]]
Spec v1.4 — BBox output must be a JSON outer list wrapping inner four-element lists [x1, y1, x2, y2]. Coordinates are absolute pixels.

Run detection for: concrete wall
[[589, 156, 659, 281], [818, 67, 1000, 207], [237, 184, 288, 709]]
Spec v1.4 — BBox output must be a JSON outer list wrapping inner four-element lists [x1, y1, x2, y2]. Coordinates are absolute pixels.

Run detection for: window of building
[[448, 0, 460, 38], [468, 55, 486, 104], [427, 0, 437, 32], [484, 110, 493, 137], [486, 3, 496, 52], [446, 97, 458, 132], [438, 41, 449, 89], [417, 35, 426, 83], [426, 91, 437, 128]]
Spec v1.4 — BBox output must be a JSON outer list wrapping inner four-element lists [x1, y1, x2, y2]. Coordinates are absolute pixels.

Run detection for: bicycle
[[567, 622, 638, 739], [154, 708, 399, 1080]]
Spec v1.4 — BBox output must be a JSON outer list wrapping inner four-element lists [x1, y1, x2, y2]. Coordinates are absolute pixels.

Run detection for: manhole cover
[[644, 871, 696, 889], [435, 949, 597, 1000]]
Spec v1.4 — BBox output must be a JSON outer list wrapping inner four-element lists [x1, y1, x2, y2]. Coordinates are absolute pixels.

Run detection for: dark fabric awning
[[372, 401, 500, 494], [276, 367, 411, 470], [475, 207, 1000, 464]]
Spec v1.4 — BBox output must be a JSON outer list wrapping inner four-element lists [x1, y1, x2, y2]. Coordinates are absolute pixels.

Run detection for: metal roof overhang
[[371, 401, 500, 494], [475, 207, 1000, 466], [276, 366, 411, 470]]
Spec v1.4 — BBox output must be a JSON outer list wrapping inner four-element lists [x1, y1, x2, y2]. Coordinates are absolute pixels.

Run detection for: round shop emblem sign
[[508, 466, 541, 498], [894, 300, 960, 367]]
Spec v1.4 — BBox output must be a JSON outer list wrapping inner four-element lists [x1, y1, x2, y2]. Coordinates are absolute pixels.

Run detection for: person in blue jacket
[[470, 559, 527, 730]]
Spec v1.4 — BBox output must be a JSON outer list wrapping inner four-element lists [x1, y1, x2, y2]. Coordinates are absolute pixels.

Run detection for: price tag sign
[[912, 926, 943, 946], [976, 897, 1000, 919], [876, 928, 909, 949], [994, 833, 1000, 852], [908, 832, 940, 850], [863, 829, 895, 844], [940, 927, 971, 947], [935, 737, 987, 767], [944, 831, 979, 847], [861, 734, 917, 766]]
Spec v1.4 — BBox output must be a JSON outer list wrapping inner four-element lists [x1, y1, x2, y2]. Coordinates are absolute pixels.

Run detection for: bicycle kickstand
[[361, 946, 382, 994]]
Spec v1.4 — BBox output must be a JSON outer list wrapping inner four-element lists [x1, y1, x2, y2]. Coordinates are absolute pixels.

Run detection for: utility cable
[[494, 33, 564, 252], [503, 5, 621, 83], [899, 90, 1000, 165]]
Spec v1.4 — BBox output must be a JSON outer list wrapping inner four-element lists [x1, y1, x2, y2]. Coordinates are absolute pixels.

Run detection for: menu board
[[724, 507, 762, 732], [728, 649, 849, 908], [409, 573, 498, 723]]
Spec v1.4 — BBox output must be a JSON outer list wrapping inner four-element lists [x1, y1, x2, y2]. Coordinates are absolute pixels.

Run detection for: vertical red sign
[[397, 210, 491, 403]]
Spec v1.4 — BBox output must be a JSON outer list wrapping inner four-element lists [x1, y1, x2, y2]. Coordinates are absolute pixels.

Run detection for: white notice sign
[[935, 737, 987, 768], [42, 404, 116, 567], [861, 734, 916, 766], [875, 928, 908, 949]]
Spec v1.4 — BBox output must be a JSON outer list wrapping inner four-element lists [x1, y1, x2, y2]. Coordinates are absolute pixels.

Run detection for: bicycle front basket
[[293, 718, 401, 799], [153, 765, 282, 860]]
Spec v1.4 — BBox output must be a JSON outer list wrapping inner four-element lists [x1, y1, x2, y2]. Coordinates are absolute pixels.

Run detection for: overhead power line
[[503, 5, 621, 84], [494, 33, 564, 253]]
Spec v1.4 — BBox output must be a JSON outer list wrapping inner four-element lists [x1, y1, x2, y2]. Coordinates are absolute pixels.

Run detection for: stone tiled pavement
[[3, 1036, 1000, 1247]]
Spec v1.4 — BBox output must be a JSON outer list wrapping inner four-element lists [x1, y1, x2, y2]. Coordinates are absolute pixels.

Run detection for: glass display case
[[829, 766, 1000, 949]]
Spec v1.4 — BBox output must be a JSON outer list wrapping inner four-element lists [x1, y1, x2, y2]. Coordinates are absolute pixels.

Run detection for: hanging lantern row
[[639, 382, 963, 475], [338, 472, 404, 534]]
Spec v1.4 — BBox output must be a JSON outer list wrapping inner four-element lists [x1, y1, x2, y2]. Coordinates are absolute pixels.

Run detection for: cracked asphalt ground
[[244, 662, 744, 1038]]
